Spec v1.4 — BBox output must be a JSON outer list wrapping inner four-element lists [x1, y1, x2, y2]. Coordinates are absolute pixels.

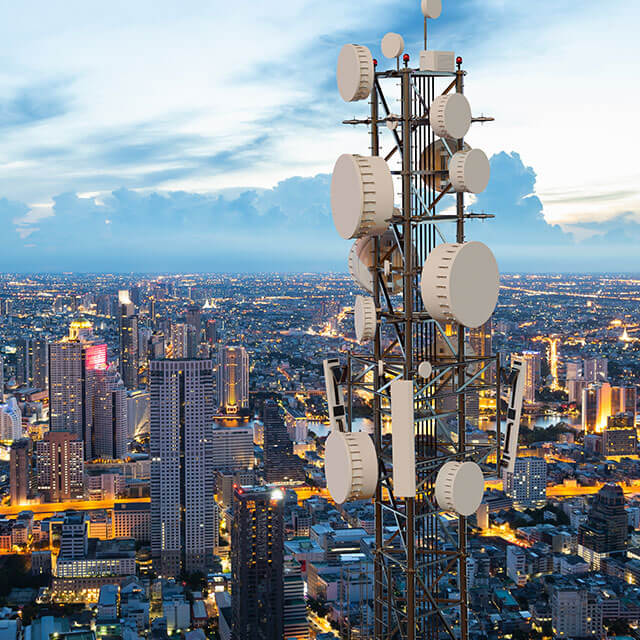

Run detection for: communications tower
[[322, 2, 526, 639]]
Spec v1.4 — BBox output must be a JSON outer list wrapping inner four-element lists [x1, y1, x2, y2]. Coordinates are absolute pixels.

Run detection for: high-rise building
[[10, 438, 33, 505], [127, 390, 150, 440], [217, 347, 249, 415], [16, 338, 48, 389], [0, 397, 22, 441], [582, 383, 635, 433], [170, 323, 197, 359], [583, 357, 608, 383], [205, 319, 217, 344], [503, 456, 547, 509], [603, 412, 637, 457], [211, 426, 254, 472], [185, 305, 202, 342], [93, 366, 128, 460], [263, 400, 305, 484], [511, 351, 540, 404], [119, 290, 139, 390], [150, 359, 217, 577], [231, 485, 284, 640], [36, 431, 84, 502], [578, 483, 628, 569], [469, 319, 493, 384], [284, 560, 309, 640], [49, 322, 107, 450]]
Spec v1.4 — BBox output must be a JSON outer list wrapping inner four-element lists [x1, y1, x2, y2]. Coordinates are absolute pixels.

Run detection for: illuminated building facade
[[583, 357, 608, 383], [150, 359, 217, 577], [93, 366, 128, 460], [512, 351, 541, 404], [582, 383, 636, 433], [210, 426, 254, 472], [503, 456, 547, 509], [9, 438, 33, 505], [16, 337, 48, 389], [263, 400, 304, 484], [578, 483, 628, 569], [603, 412, 637, 456], [231, 485, 284, 640], [217, 346, 249, 414], [118, 290, 139, 390], [36, 431, 84, 502]]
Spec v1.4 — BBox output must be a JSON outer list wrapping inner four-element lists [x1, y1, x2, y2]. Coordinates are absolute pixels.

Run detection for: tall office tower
[[0, 397, 22, 441], [129, 285, 141, 307], [16, 338, 33, 385], [170, 323, 195, 359], [211, 426, 254, 472], [118, 290, 139, 390], [582, 382, 612, 433], [149, 333, 165, 360], [137, 327, 152, 362], [611, 385, 637, 421], [565, 360, 582, 382], [567, 377, 586, 405], [217, 346, 249, 415], [93, 366, 128, 460], [511, 351, 541, 404], [49, 328, 107, 448], [185, 305, 202, 341], [263, 400, 305, 484], [17, 338, 48, 389], [503, 456, 547, 509], [10, 438, 33, 505], [469, 319, 493, 383], [577, 483, 628, 569], [36, 431, 84, 502], [127, 390, 150, 439], [149, 297, 157, 325], [583, 357, 608, 383], [284, 560, 310, 640], [0, 353, 4, 401], [150, 359, 216, 577], [205, 319, 217, 344], [603, 412, 637, 457], [231, 486, 284, 640]]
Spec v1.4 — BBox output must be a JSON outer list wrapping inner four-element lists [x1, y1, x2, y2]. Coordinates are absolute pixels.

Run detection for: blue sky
[[0, 0, 638, 272]]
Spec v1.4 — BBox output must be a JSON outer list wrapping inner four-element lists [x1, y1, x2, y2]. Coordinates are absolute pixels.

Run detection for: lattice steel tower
[[322, 2, 525, 639]]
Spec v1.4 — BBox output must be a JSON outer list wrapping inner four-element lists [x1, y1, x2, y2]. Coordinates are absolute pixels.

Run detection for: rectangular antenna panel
[[391, 379, 416, 498], [420, 50, 455, 73]]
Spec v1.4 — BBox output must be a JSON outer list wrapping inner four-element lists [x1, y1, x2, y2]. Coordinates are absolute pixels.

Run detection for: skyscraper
[[49, 325, 107, 453], [263, 400, 305, 484], [503, 456, 547, 509], [583, 357, 608, 383], [511, 351, 541, 404], [119, 290, 139, 390], [93, 366, 128, 460], [10, 438, 33, 505], [231, 485, 284, 640], [0, 397, 22, 441], [36, 431, 84, 502], [603, 412, 637, 457], [170, 323, 196, 359], [578, 483, 628, 569], [284, 559, 310, 640], [150, 359, 217, 577], [217, 346, 249, 415], [185, 305, 202, 342], [469, 319, 493, 384], [211, 426, 254, 472], [16, 338, 48, 389]]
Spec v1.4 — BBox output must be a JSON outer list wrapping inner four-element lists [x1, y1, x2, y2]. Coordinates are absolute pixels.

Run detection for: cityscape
[[1, 0, 639, 639], [0, 273, 637, 638]]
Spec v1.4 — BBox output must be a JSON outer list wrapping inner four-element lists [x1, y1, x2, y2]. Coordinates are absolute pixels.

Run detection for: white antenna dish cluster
[[421, 0, 442, 18], [337, 44, 375, 103], [354, 295, 377, 343], [348, 231, 404, 295], [435, 460, 484, 516]]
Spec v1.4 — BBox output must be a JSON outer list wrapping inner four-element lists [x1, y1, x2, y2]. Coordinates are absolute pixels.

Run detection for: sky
[[0, 0, 639, 272]]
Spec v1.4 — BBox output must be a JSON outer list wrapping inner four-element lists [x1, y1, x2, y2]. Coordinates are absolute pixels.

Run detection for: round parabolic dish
[[421, 0, 442, 19], [381, 32, 404, 59], [435, 460, 484, 516], [331, 154, 394, 239], [430, 93, 472, 140], [354, 295, 376, 342], [325, 431, 378, 504], [337, 44, 374, 103], [420, 241, 499, 328], [449, 148, 490, 194]]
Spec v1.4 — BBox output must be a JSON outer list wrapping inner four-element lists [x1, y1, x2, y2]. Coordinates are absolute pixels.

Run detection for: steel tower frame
[[340, 59, 501, 640]]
